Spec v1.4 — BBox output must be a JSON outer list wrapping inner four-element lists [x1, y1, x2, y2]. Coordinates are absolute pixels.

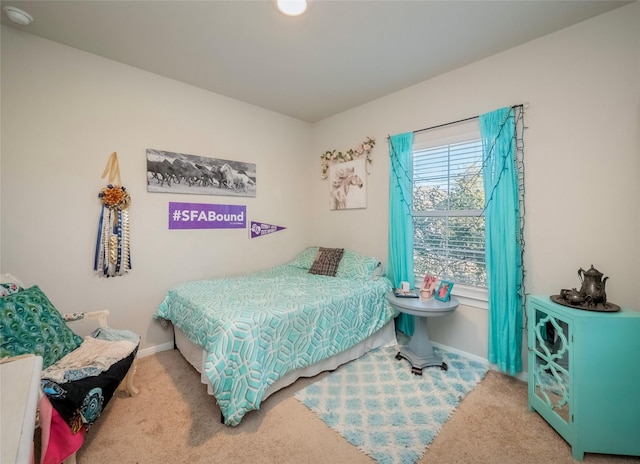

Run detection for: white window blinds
[[412, 121, 486, 288]]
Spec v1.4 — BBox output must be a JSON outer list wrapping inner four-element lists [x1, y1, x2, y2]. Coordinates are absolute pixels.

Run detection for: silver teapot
[[578, 265, 608, 305]]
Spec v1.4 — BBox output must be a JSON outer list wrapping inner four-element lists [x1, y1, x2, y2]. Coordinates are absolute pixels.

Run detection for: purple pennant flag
[[250, 221, 286, 238], [169, 202, 246, 229]]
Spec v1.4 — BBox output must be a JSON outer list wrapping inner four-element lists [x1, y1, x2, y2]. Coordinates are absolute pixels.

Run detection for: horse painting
[[329, 160, 366, 210], [219, 163, 256, 192], [146, 149, 256, 197]]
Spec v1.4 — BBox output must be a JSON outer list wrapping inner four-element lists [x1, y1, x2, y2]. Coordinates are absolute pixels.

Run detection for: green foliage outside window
[[413, 142, 486, 288]]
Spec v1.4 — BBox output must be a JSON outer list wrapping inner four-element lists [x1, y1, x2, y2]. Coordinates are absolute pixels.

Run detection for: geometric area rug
[[295, 345, 489, 464]]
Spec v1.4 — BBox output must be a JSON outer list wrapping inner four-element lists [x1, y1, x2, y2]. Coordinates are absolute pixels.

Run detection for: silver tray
[[550, 294, 620, 312]]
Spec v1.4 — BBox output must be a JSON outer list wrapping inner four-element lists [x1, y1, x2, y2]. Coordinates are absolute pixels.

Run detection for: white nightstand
[[1, 354, 43, 464]]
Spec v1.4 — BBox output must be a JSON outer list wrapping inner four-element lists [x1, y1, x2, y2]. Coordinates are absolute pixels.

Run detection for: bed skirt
[[174, 320, 397, 401]]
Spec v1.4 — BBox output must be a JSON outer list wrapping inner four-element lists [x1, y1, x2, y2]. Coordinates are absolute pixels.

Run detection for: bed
[[154, 246, 398, 426]]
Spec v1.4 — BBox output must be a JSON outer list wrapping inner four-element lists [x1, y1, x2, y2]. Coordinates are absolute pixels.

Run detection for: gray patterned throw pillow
[[308, 247, 345, 277]]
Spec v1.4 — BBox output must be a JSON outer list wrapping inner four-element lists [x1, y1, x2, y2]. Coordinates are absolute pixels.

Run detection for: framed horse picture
[[146, 148, 256, 198], [329, 158, 367, 210]]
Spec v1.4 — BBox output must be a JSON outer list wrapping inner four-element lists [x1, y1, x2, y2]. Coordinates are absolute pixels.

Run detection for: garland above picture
[[320, 136, 375, 179]]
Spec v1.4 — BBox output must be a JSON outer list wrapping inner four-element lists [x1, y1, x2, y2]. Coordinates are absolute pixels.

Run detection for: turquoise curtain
[[480, 107, 523, 375], [388, 132, 415, 335]]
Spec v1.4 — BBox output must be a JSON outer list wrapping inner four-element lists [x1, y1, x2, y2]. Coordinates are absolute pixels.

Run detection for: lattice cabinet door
[[527, 295, 640, 461], [529, 303, 573, 444]]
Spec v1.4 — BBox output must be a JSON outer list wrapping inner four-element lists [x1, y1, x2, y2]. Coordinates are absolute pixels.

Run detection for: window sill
[[451, 284, 488, 310]]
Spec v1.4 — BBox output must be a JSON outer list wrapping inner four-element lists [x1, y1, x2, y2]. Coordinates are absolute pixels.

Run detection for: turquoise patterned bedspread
[[154, 264, 396, 425]]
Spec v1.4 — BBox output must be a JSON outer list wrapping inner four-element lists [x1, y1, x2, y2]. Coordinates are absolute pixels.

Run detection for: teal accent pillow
[[0, 285, 83, 368], [335, 250, 381, 279], [288, 246, 320, 270]]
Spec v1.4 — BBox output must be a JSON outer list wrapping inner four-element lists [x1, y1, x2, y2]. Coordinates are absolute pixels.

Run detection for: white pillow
[[0, 273, 26, 287]]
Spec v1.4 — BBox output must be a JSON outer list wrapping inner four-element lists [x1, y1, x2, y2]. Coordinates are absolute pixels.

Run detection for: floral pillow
[[0, 285, 83, 368], [0, 282, 23, 298], [308, 247, 345, 277], [288, 246, 320, 270], [335, 250, 381, 279]]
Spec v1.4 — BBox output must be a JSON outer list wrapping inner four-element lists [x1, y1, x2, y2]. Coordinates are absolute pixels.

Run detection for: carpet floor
[[62, 347, 640, 464], [295, 345, 489, 464]]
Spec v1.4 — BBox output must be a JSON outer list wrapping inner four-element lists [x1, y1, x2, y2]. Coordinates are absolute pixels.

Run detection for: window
[[412, 122, 487, 304]]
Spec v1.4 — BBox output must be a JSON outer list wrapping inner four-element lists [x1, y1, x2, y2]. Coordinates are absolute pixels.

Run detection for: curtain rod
[[389, 103, 527, 139]]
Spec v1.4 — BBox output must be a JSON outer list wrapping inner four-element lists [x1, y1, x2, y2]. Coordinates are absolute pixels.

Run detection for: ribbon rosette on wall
[[94, 152, 132, 277]]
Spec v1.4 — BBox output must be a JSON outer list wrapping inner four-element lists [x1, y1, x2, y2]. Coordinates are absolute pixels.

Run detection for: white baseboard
[[139, 339, 529, 382], [138, 341, 174, 358], [431, 341, 528, 382], [431, 340, 488, 365]]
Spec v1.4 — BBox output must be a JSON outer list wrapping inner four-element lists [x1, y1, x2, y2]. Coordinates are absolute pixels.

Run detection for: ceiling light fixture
[[3, 6, 33, 26], [276, 0, 307, 17]]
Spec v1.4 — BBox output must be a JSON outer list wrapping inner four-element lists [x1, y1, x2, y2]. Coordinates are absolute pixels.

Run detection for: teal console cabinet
[[527, 295, 640, 461]]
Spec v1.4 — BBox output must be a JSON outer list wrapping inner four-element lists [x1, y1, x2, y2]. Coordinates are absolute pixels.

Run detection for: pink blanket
[[38, 396, 85, 464]]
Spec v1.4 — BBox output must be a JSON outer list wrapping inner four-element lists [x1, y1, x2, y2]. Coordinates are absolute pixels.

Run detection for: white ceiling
[[1, 0, 631, 122]]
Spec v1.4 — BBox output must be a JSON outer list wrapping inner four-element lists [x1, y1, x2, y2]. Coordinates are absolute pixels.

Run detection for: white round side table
[[386, 291, 459, 375]]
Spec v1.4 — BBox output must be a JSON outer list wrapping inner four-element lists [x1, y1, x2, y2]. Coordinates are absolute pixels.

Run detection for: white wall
[[2, 3, 639, 365], [0, 27, 313, 352], [309, 3, 640, 362]]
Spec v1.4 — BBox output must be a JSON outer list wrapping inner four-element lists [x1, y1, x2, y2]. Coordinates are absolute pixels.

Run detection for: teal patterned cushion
[[0, 285, 83, 368], [335, 250, 381, 279], [288, 246, 320, 270]]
